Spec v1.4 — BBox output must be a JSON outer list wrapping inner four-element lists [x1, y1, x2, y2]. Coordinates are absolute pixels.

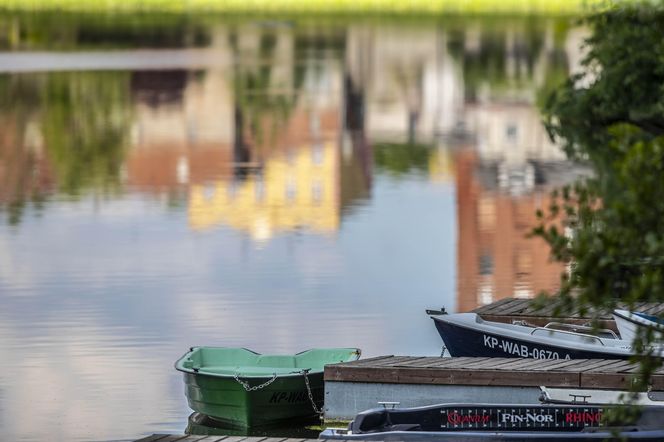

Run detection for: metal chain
[[301, 369, 323, 416], [233, 372, 278, 391]]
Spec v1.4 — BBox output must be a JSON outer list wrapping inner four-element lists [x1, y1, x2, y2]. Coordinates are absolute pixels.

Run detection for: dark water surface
[[0, 13, 588, 441]]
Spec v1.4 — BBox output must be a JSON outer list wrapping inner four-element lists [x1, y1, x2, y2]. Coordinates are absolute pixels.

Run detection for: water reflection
[[0, 15, 588, 442], [185, 412, 321, 438]]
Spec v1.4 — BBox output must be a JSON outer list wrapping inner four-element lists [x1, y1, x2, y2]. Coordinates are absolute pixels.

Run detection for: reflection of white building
[[466, 103, 562, 164], [345, 21, 585, 172], [346, 26, 464, 141]]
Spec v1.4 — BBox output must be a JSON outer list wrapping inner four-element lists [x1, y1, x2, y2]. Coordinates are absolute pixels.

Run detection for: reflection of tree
[[340, 73, 372, 211], [0, 75, 45, 225], [0, 12, 210, 50], [230, 31, 306, 163], [446, 19, 568, 100], [535, 4, 664, 414], [40, 72, 131, 196], [373, 142, 431, 178], [0, 71, 132, 224]]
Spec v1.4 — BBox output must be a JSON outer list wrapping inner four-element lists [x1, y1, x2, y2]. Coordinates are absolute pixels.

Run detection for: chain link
[[232, 369, 322, 417], [233, 372, 278, 391], [301, 369, 323, 416]]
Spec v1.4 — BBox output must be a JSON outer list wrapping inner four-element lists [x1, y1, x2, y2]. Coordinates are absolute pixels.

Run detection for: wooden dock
[[323, 355, 663, 421], [325, 356, 662, 390], [471, 297, 664, 330], [136, 436, 322, 442]]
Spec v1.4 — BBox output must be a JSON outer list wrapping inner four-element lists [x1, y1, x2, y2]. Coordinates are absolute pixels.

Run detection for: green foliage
[[0, 71, 131, 225], [0, 0, 611, 15], [0, 11, 211, 50], [535, 2, 664, 398], [39, 72, 131, 196], [543, 3, 664, 165], [373, 142, 432, 177], [230, 31, 306, 150]]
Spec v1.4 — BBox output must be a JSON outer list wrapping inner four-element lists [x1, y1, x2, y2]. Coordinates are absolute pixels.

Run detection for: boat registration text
[[483, 334, 571, 360]]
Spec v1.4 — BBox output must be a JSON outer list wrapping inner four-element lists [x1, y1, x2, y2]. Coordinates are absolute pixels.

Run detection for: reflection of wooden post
[[455, 149, 480, 313], [343, 72, 372, 196], [233, 104, 251, 180], [344, 74, 364, 132]]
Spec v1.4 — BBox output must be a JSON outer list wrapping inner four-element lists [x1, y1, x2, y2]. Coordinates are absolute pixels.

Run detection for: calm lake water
[[0, 13, 589, 441]]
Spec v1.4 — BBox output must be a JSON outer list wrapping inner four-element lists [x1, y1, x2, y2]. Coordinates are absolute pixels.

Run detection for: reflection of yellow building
[[428, 147, 455, 183], [189, 141, 339, 240]]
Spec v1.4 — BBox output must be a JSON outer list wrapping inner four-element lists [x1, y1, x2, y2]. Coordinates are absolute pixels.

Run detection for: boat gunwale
[[174, 346, 361, 378]]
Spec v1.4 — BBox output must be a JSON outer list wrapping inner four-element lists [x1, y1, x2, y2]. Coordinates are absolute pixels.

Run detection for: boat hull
[[175, 347, 360, 428], [182, 370, 323, 429], [433, 317, 630, 360], [320, 402, 664, 441]]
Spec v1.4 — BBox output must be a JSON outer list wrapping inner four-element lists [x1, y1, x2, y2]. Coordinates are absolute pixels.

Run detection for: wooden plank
[[514, 359, 570, 371], [169, 437, 210, 442], [429, 358, 491, 370], [550, 359, 598, 372], [370, 356, 417, 367], [531, 359, 593, 372], [526, 359, 591, 371], [386, 357, 470, 370], [337, 355, 394, 367], [324, 364, 578, 387], [580, 372, 637, 390], [437, 368, 578, 387], [388, 357, 430, 367], [509, 358, 566, 371], [472, 298, 515, 314], [442, 357, 496, 369], [340, 356, 398, 368], [417, 358, 463, 368], [565, 359, 619, 372], [595, 360, 638, 373], [490, 299, 529, 315], [145, 436, 189, 442], [584, 360, 636, 373], [482, 358, 545, 370], [396, 357, 442, 367], [327, 353, 662, 390], [134, 436, 171, 442], [519, 302, 549, 316], [468, 297, 664, 321], [474, 358, 531, 369], [132, 437, 306, 442], [426, 357, 490, 369]]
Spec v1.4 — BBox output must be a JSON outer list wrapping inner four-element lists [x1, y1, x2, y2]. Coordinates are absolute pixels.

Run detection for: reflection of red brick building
[[125, 143, 233, 191], [0, 117, 54, 206], [455, 149, 565, 313]]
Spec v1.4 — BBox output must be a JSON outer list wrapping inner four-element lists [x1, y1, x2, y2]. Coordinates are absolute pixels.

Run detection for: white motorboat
[[613, 309, 664, 342], [539, 386, 664, 406]]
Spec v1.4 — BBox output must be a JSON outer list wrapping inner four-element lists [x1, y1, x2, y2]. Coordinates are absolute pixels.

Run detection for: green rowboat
[[175, 347, 361, 428]]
